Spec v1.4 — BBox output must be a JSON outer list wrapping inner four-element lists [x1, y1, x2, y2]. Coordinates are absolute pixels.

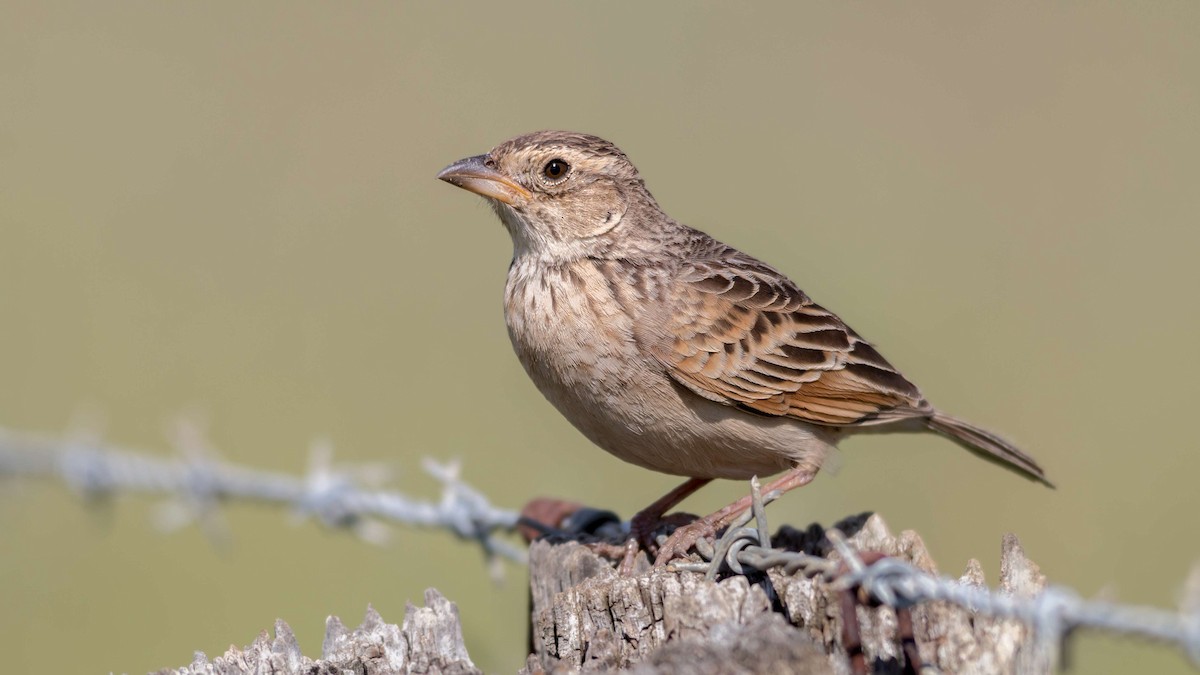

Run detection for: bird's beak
[[436, 154, 531, 205]]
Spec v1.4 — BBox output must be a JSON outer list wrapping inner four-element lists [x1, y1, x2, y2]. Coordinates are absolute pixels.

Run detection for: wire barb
[[3, 425, 1199, 667], [679, 479, 1200, 670], [0, 426, 524, 565]]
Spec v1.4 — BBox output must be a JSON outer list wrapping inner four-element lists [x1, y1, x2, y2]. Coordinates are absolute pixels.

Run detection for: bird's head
[[437, 131, 660, 261]]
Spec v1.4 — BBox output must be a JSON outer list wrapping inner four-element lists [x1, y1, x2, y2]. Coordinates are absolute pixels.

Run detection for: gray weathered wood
[[524, 514, 1048, 674], [152, 514, 1048, 674], [156, 589, 479, 675]]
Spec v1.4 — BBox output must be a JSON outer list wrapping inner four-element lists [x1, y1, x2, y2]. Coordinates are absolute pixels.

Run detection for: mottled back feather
[[650, 239, 933, 427]]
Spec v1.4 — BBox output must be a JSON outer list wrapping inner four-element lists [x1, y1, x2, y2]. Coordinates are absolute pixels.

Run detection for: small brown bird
[[437, 131, 1050, 565]]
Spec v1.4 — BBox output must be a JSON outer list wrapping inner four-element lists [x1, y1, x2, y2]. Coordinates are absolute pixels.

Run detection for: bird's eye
[[543, 159, 569, 181]]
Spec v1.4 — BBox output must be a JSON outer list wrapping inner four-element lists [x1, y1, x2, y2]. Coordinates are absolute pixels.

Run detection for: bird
[[436, 130, 1051, 567]]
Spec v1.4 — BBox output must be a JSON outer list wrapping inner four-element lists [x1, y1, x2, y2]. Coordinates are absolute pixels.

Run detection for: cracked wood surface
[[523, 514, 1049, 674], [152, 513, 1047, 674], [156, 590, 479, 675]]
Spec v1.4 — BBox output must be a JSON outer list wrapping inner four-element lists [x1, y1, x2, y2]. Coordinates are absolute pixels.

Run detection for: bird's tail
[[926, 412, 1054, 487]]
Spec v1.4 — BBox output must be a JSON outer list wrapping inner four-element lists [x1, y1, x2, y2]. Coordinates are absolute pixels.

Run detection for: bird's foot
[[652, 516, 718, 567], [616, 538, 642, 576], [617, 512, 701, 575], [584, 540, 637, 562], [629, 508, 665, 553]]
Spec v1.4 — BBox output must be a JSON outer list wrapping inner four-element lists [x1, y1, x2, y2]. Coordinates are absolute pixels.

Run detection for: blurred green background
[[2, 2, 1198, 673]]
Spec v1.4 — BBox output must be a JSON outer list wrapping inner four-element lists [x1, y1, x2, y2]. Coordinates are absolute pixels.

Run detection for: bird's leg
[[629, 476, 712, 549], [652, 466, 817, 567]]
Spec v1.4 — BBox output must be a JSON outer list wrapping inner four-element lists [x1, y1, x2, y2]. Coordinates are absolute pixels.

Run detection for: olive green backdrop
[[2, 3, 1198, 673]]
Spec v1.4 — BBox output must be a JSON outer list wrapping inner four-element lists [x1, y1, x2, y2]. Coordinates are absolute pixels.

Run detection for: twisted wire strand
[[673, 477, 1200, 668], [0, 427, 524, 562], [3, 428, 1198, 666]]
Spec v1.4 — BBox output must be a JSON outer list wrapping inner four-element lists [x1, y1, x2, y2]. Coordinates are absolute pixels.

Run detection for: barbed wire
[[670, 477, 1200, 670], [0, 425, 524, 567], [2, 424, 1198, 668]]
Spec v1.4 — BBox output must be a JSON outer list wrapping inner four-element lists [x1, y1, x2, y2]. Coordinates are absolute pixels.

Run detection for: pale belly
[[504, 260, 835, 480]]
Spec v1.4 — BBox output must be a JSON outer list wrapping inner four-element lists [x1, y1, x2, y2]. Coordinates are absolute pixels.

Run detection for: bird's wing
[[651, 258, 932, 426]]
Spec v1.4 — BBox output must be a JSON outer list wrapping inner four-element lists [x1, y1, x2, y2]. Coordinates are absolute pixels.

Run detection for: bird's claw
[[616, 538, 642, 576], [652, 517, 718, 567]]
